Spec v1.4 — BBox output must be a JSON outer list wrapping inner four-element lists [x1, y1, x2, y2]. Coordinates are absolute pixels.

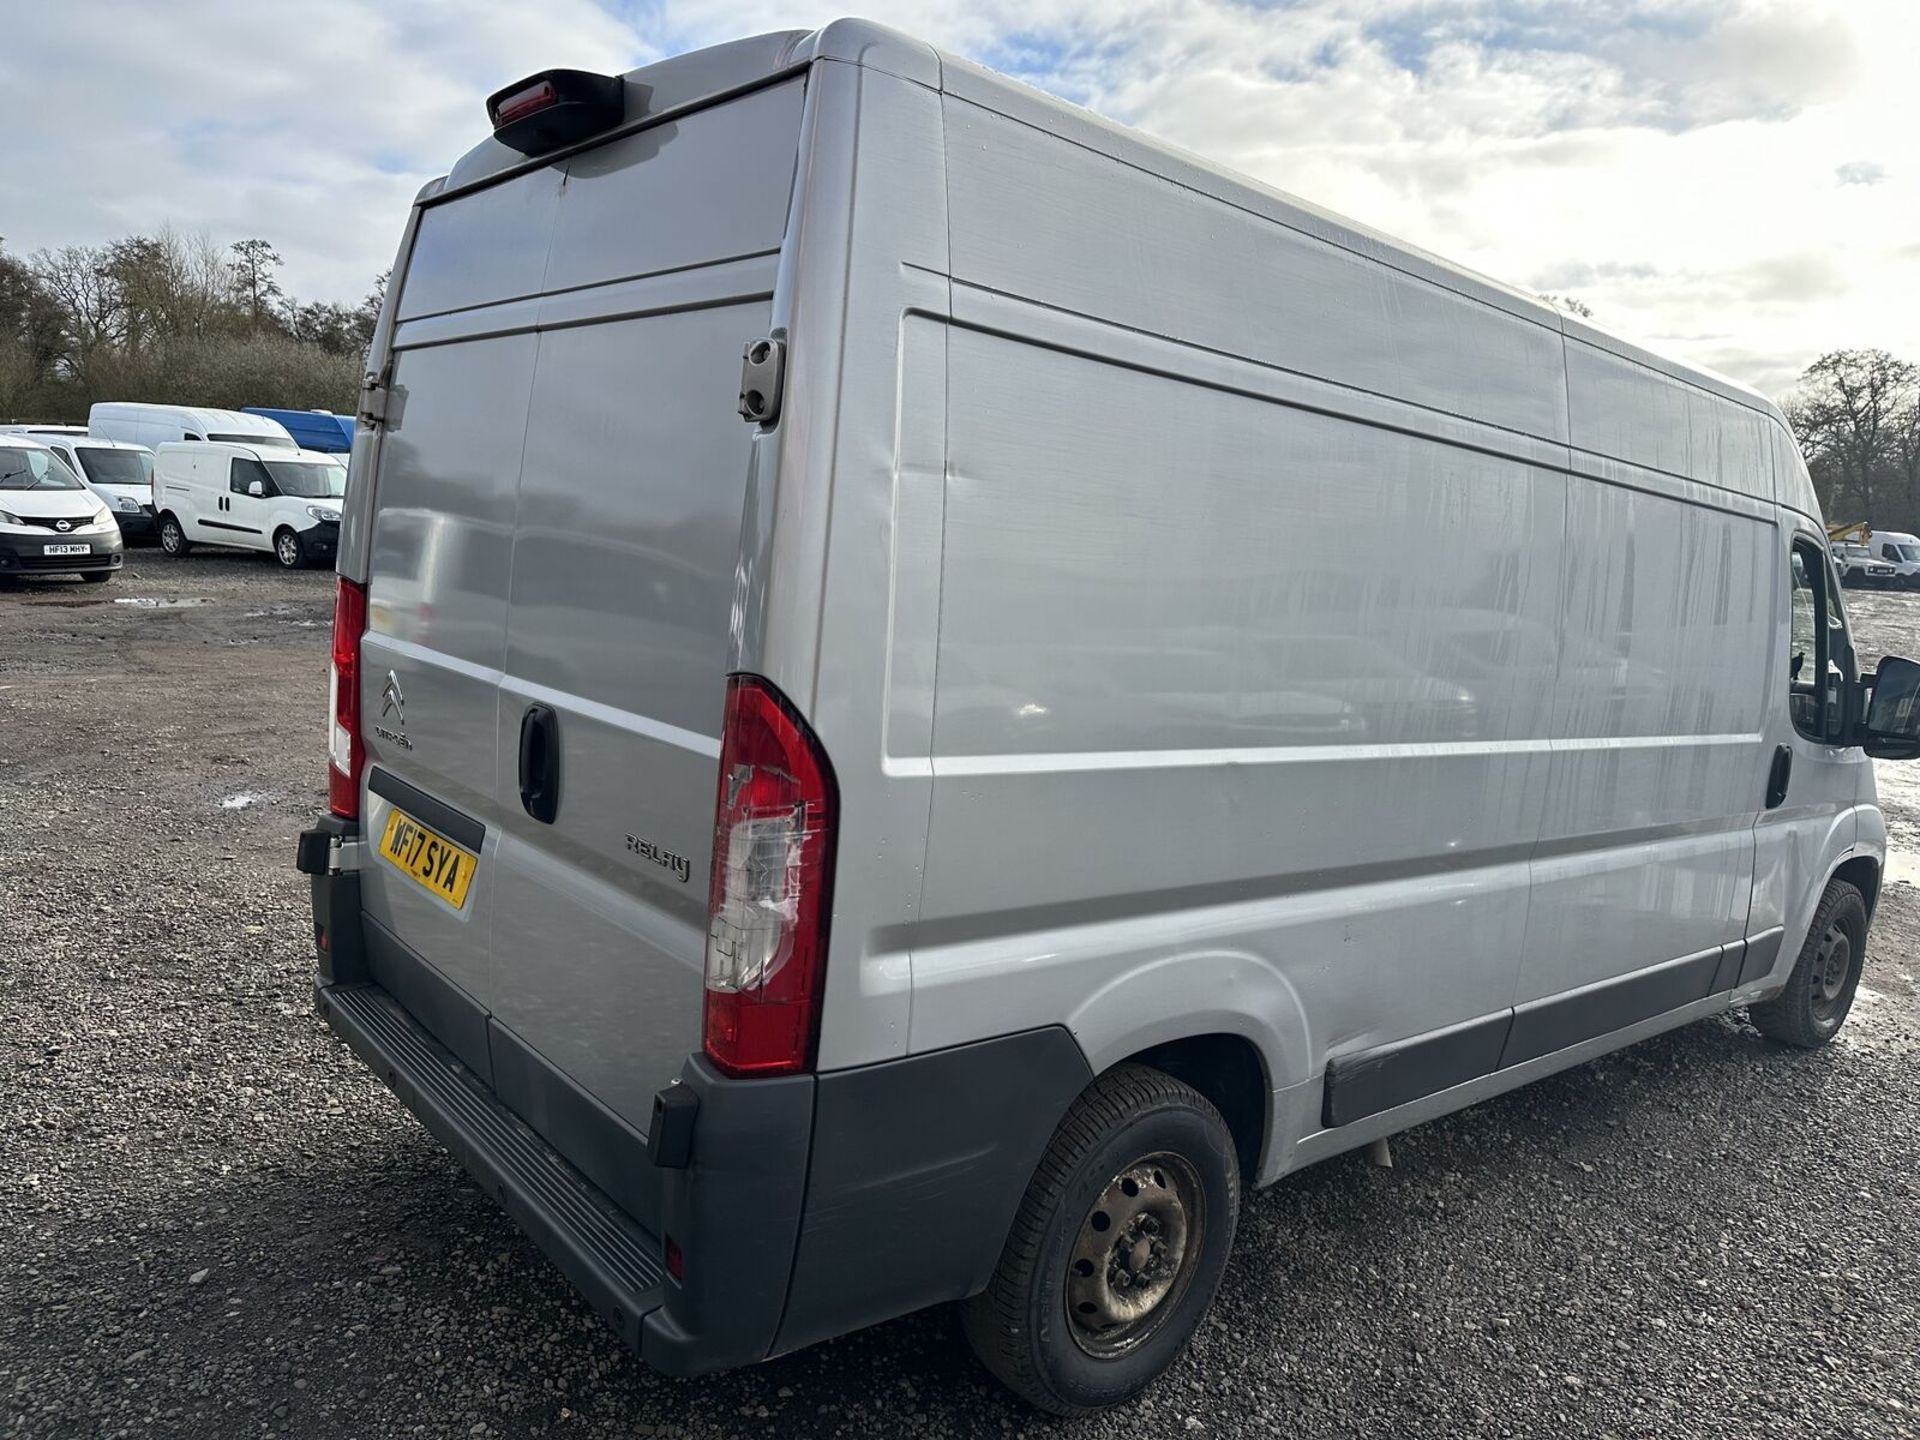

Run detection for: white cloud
[[7, 0, 1916, 398]]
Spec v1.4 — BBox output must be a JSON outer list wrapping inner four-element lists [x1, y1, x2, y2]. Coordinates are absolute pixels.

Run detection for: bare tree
[[229, 238, 285, 332], [30, 245, 127, 387], [1538, 293, 1595, 319], [1786, 349, 1920, 526]]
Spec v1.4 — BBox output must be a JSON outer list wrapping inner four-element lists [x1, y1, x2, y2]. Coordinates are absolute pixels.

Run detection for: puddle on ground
[[1884, 850, 1920, 888], [113, 596, 214, 609]]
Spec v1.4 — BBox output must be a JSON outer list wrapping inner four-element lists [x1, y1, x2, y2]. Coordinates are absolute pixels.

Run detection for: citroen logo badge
[[381, 671, 405, 721]]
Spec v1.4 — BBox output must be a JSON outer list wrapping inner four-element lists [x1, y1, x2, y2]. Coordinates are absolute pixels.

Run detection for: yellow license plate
[[378, 808, 477, 910]]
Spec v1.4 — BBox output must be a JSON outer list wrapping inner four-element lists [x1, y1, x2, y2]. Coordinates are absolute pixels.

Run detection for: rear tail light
[[328, 577, 367, 819], [701, 676, 837, 1077]]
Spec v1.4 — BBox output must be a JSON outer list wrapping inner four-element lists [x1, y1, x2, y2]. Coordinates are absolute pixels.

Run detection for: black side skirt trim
[[368, 767, 487, 851], [199, 518, 262, 534], [1501, 946, 1724, 1068], [1323, 944, 1737, 1127], [1737, 926, 1786, 988], [1322, 1011, 1512, 1128]]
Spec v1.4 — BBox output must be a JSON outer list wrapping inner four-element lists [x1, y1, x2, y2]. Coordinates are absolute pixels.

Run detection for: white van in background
[[153, 440, 345, 567], [89, 403, 295, 451], [27, 433, 157, 542], [0, 435, 125, 582], [1868, 531, 1920, 588]]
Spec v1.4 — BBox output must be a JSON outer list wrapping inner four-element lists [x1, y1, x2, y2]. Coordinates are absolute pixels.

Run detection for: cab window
[[1789, 538, 1852, 744], [230, 458, 275, 496]]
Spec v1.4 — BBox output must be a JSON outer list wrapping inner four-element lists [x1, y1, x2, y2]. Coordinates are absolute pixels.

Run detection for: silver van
[[296, 22, 1920, 1414]]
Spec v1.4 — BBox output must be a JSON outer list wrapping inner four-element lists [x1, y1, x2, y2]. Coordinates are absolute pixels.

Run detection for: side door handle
[[1765, 744, 1792, 809], [518, 703, 561, 824]]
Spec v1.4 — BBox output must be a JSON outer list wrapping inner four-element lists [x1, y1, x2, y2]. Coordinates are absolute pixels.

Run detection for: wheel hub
[[1065, 1153, 1203, 1356], [1813, 923, 1852, 1008]]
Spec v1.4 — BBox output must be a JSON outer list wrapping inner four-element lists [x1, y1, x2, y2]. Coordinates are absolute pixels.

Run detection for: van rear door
[[356, 76, 808, 1199], [356, 329, 543, 1078], [485, 78, 806, 1152]]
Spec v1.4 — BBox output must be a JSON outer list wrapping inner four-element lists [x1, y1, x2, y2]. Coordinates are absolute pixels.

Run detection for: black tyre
[[158, 514, 191, 556], [81, 570, 112, 584], [960, 1063, 1240, 1415], [274, 527, 305, 569], [1750, 880, 1869, 1048]]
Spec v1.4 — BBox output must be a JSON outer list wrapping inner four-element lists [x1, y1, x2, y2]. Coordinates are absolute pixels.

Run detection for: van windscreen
[[76, 449, 150, 486], [0, 448, 85, 490], [265, 461, 346, 499]]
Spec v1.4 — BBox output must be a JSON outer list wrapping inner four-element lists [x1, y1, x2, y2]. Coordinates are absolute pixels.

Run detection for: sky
[[5, 0, 1916, 399]]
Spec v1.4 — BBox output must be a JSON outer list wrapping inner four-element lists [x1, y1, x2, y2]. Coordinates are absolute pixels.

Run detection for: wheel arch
[[1122, 1032, 1269, 1184], [1067, 951, 1310, 1186], [1831, 852, 1881, 924]]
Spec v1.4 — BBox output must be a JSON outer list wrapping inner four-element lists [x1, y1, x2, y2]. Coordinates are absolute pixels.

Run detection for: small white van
[[294, 22, 1920, 1414], [1869, 531, 1920, 588], [27, 433, 156, 542], [0, 435, 125, 582], [153, 441, 345, 567], [89, 402, 295, 451]]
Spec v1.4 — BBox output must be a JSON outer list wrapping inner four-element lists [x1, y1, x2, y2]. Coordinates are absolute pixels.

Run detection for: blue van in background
[[242, 407, 354, 453]]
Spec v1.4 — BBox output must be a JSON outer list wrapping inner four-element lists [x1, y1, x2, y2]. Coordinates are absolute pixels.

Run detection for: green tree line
[[1786, 350, 1920, 533], [0, 229, 383, 422]]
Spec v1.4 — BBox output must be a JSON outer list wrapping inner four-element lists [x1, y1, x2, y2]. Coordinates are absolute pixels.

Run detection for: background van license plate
[[379, 809, 477, 909], [43, 543, 89, 556]]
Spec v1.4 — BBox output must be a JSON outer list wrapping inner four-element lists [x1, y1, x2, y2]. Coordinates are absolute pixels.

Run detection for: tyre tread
[[960, 1063, 1238, 1415], [1750, 879, 1866, 1048]]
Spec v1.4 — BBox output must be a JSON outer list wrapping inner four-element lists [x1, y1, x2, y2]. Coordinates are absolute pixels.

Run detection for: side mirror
[[1855, 655, 1920, 759], [247, 480, 266, 498]]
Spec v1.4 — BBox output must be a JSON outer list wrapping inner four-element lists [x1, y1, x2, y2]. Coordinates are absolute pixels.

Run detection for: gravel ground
[[3, 557, 1918, 1439]]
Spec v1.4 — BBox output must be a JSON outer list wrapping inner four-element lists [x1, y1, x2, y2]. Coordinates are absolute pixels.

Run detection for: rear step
[[318, 983, 667, 1346]]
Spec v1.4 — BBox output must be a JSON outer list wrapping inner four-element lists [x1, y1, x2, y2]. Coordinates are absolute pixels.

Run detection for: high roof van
[[295, 21, 1920, 1413], [242, 406, 355, 454], [89, 402, 294, 450]]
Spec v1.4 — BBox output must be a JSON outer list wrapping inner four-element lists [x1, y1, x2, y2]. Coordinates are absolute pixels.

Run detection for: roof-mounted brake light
[[485, 69, 625, 156]]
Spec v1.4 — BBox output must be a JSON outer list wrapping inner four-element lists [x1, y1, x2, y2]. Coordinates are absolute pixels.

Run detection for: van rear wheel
[[960, 1063, 1239, 1415], [274, 528, 304, 569], [158, 514, 191, 556], [1750, 879, 1869, 1048]]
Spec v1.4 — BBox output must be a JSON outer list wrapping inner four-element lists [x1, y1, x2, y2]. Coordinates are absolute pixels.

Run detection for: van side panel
[[1519, 469, 1775, 1003], [940, 96, 1568, 442], [910, 321, 1561, 1090]]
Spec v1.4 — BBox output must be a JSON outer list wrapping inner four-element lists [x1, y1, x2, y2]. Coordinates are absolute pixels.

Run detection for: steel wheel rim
[[1065, 1151, 1204, 1357], [1811, 921, 1854, 1016], [277, 533, 299, 566], [162, 524, 180, 553]]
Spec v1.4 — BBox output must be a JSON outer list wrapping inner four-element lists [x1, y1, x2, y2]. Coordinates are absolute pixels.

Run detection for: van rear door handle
[[1765, 744, 1792, 809], [518, 704, 561, 824]]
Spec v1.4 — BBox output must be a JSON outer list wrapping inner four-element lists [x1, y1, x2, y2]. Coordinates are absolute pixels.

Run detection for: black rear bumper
[[320, 982, 672, 1351], [300, 821, 1090, 1375]]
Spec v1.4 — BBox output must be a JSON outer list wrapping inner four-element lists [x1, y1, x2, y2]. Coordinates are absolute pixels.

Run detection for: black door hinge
[[737, 337, 785, 426]]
